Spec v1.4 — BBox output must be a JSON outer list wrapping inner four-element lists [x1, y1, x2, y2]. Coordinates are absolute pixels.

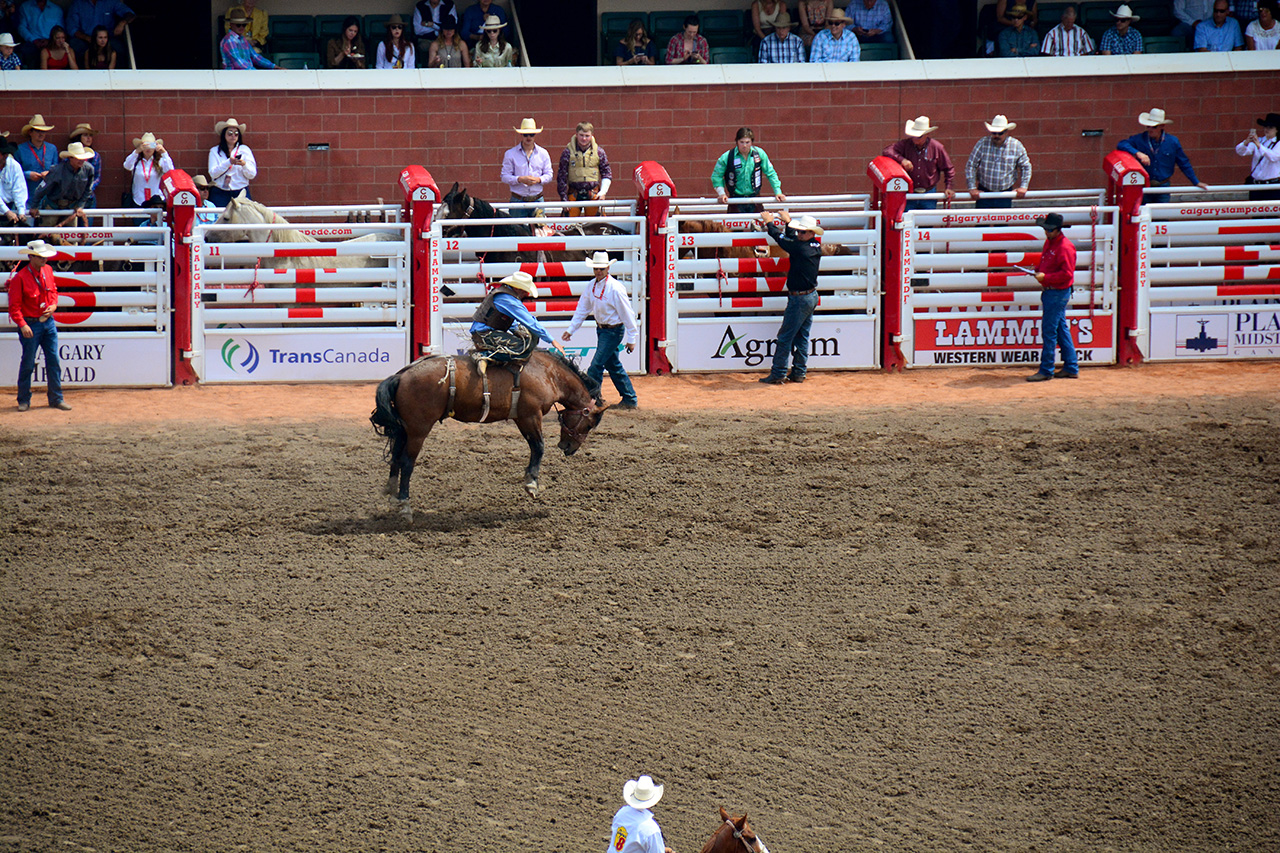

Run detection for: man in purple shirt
[[882, 116, 956, 211], [65, 0, 133, 54], [501, 117, 552, 219]]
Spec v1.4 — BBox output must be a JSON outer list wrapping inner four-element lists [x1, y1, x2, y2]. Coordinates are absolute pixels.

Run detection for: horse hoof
[[524, 481, 539, 498], [381, 479, 396, 496], [397, 500, 413, 522]]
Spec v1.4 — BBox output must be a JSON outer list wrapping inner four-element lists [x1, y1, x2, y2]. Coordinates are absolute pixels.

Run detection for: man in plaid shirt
[[1042, 4, 1095, 55], [965, 115, 1032, 209], [850, 0, 895, 43], [220, 12, 277, 69], [1099, 5, 1143, 54], [809, 8, 861, 61], [758, 11, 806, 62]]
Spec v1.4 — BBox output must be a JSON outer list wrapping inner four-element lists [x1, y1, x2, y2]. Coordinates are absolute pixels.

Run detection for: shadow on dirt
[[304, 506, 551, 535]]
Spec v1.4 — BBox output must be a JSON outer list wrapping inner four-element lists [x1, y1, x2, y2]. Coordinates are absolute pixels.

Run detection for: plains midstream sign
[[1148, 307, 1280, 360], [0, 332, 170, 387], [202, 329, 408, 382]]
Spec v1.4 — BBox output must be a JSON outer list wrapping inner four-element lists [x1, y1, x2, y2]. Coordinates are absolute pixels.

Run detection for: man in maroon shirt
[[8, 238, 70, 410], [881, 116, 956, 211], [1027, 212, 1079, 382]]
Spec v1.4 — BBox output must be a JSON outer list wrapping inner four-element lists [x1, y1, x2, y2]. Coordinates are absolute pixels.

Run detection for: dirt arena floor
[[2, 362, 1278, 853]]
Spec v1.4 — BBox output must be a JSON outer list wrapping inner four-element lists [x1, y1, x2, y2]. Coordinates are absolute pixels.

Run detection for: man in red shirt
[[8, 238, 70, 411], [1026, 212, 1079, 382]]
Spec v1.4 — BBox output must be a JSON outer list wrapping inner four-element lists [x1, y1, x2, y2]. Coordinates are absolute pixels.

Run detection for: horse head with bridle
[[701, 807, 770, 853]]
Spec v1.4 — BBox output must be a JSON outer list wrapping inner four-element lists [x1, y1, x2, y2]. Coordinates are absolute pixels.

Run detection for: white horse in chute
[[211, 196, 400, 269]]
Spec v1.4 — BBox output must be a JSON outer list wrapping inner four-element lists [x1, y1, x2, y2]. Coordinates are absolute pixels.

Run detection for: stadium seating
[[1141, 35, 1186, 53], [268, 15, 315, 54], [710, 45, 752, 63], [700, 10, 748, 48], [859, 42, 900, 60], [272, 51, 320, 69]]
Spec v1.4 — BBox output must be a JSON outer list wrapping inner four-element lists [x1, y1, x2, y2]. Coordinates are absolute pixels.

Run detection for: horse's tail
[[370, 373, 407, 464]]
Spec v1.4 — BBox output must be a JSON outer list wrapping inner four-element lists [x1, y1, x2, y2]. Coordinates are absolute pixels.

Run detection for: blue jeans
[[1147, 179, 1171, 206], [588, 324, 637, 405], [769, 290, 820, 379], [1039, 287, 1078, 375], [975, 194, 1013, 209], [16, 317, 64, 406], [509, 193, 542, 219], [905, 196, 937, 211]]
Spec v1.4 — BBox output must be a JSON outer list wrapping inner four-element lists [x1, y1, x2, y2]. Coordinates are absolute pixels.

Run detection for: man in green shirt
[[711, 126, 786, 214]]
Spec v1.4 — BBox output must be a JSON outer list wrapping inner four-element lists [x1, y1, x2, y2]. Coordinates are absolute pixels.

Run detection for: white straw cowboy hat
[[482, 14, 507, 29], [215, 117, 247, 134], [59, 141, 95, 160], [22, 114, 54, 135], [623, 776, 664, 810], [585, 251, 615, 270], [70, 122, 98, 140], [826, 8, 851, 23], [1111, 4, 1140, 20], [1139, 108, 1173, 127], [0, 33, 19, 48], [905, 116, 939, 137], [133, 132, 164, 150], [984, 114, 1017, 133], [193, 174, 211, 188], [513, 117, 542, 134], [774, 11, 793, 27], [20, 239, 58, 259], [793, 214, 824, 235], [500, 270, 538, 298]]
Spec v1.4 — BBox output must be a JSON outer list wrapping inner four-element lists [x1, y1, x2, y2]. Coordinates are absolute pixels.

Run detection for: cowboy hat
[[1110, 4, 1140, 20], [499, 270, 538, 298], [70, 122, 98, 140], [227, 12, 251, 25], [905, 115, 939, 137], [984, 114, 1017, 133], [0, 139, 18, 156], [384, 13, 406, 27], [20, 239, 58, 259], [214, 117, 247, 135], [793, 214, 824, 235], [826, 8, 851, 23], [22, 114, 54, 135], [59, 141, 95, 160], [513, 117, 542, 134], [482, 14, 507, 29], [193, 174, 211, 188], [133, 132, 164, 150], [585, 251, 615, 270], [0, 33, 19, 48], [1257, 113, 1280, 128], [774, 11, 793, 27], [1038, 212, 1065, 231], [623, 776, 664, 810], [1006, 4, 1029, 16], [440, 14, 458, 30], [1138, 108, 1172, 127]]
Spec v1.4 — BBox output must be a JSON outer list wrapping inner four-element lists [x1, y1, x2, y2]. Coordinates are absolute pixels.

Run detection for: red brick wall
[[7, 71, 1275, 208]]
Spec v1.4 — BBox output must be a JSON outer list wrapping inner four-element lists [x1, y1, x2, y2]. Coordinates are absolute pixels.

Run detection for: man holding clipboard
[[1025, 212, 1079, 382]]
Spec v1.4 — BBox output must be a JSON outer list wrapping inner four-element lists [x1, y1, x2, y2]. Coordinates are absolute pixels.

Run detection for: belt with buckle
[[788, 288, 817, 296], [598, 323, 623, 330]]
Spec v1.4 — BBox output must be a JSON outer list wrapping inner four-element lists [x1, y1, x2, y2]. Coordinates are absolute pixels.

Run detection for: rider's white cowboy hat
[[513, 117, 542, 134], [133, 132, 164, 150], [20, 239, 58, 259], [585, 251, 615, 270], [500, 270, 538, 298], [59, 141, 95, 160], [70, 123, 98, 140], [22, 114, 54, 135], [1111, 4, 1140, 20], [0, 33, 19, 48], [1139, 108, 1173, 127], [793, 214, 824, 236], [215, 117, 247, 135], [482, 14, 507, 30], [905, 116, 939, 137], [623, 775, 664, 810], [984, 114, 1017, 133]]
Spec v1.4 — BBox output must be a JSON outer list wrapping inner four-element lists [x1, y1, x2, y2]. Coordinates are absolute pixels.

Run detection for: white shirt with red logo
[[608, 805, 665, 853]]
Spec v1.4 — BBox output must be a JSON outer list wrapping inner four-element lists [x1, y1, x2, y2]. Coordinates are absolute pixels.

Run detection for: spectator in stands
[[561, 251, 640, 409], [997, 4, 1039, 56], [711, 126, 785, 213], [460, 0, 505, 49], [759, 10, 805, 61], [751, 0, 787, 43], [1116, 108, 1208, 203], [413, 0, 455, 46], [376, 14, 414, 68], [851, 0, 895, 43], [224, 0, 266, 52], [69, 123, 100, 207], [16, 114, 56, 197], [473, 14, 515, 67], [501, 118, 551, 218], [558, 121, 612, 207], [9, 239, 72, 412], [427, 15, 470, 67], [0, 0, 13, 35], [207, 118, 257, 205], [1195, 0, 1245, 48], [1173, 0, 1214, 45], [327, 15, 366, 69], [1043, 4, 1095, 54], [809, 7, 861, 61], [1245, 0, 1278, 47], [0, 139, 31, 226], [797, 0, 833, 48], [615, 18, 656, 66], [965, 115, 1032, 209], [0, 31, 20, 69], [16, 0, 62, 68], [30, 140, 96, 227], [221, 11, 277, 68], [1236, 112, 1280, 199], [40, 25, 79, 68], [1230, 0, 1259, 25], [65, 0, 133, 56], [123, 132, 171, 206], [81, 24, 115, 68], [1025, 212, 1079, 382], [192, 175, 219, 225], [1099, 4, 1143, 54], [665, 15, 709, 64], [882, 116, 956, 211], [757, 210, 823, 384], [995, 0, 1038, 29]]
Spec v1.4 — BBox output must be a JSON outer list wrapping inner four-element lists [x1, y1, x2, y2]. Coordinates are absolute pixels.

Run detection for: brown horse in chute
[[370, 350, 607, 519], [701, 807, 770, 853]]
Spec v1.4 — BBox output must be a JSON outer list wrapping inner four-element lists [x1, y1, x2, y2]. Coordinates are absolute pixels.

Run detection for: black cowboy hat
[[0, 139, 18, 156], [1258, 113, 1280, 128], [1038, 212, 1065, 230]]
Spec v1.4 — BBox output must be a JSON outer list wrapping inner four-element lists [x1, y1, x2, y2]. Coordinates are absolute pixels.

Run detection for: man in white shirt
[[563, 251, 640, 410], [607, 775, 674, 853], [1173, 0, 1215, 45], [1236, 112, 1280, 201], [0, 139, 31, 226], [1042, 4, 1096, 55]]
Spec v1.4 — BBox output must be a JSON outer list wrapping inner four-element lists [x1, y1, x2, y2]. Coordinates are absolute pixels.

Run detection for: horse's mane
[[225, 198, 317, 243], [546, 349, 603, 406]]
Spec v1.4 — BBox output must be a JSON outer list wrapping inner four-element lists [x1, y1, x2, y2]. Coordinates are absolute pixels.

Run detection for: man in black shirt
[[759, 210, 823, 384]]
